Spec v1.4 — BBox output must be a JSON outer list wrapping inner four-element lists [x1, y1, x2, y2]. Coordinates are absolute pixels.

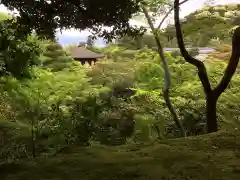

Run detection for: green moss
[[1, 130, 240, 180]]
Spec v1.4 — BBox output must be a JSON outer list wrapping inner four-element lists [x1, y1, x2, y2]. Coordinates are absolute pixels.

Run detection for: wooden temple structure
[[69, 46, 104, 66]]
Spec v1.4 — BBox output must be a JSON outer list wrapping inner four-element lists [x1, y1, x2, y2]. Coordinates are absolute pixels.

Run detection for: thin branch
[[142, 5, 186, 137], [173, 0, 200, 66], [174, 0, 212, 94], [213, 27, 240, 98], [157, 0, 190, 29], [142, 5, 171, 97]]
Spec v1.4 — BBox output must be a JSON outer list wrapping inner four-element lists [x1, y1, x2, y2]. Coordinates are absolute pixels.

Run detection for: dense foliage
[[165, 4, 240, 47], [0, 14, 43, 78], [0, 3, 240, 179], [1, 0, 145, 39], [117, 4, 240, 49], [41, 41, 74, 71], [1, 41, 240, 161]]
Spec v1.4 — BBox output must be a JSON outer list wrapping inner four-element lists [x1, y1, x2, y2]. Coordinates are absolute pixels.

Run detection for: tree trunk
[[142, 6, 186, 137], [206, 94, 218, 133], [174, 0, 240, 135], [152, 124, 163, 140], [31, 118, 36, 158], [163, 89, 186, 137]]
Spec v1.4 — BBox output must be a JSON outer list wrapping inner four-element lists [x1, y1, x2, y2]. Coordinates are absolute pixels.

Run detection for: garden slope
[[1, 130, 240, 180]]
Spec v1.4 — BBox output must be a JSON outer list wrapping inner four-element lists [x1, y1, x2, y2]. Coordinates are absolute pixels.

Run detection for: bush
[[41, 41, 75, 72], [0, 19, 43, 79]]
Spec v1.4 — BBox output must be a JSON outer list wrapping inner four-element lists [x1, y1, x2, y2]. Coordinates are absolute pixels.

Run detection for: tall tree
[[174, 0, 240, 133], [140, 0, 186, 136]]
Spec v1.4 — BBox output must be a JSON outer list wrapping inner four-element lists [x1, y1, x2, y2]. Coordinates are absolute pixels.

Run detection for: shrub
[[41, 41, 75, 72], [0, 19, 43, 79]]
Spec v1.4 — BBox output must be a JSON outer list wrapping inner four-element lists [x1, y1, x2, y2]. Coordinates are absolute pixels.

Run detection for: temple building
[[68, 46, 104, 66]]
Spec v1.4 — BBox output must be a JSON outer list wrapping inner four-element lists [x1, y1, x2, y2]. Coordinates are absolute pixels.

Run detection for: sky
[[0, 0, 239, 46]]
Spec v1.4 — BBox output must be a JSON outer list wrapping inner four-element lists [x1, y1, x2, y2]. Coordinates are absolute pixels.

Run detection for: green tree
[[174, 0, 240, 133], [165, 4, 240, 47], [140, 0, 186, 136], [0, 17, 42, 79], [41, 41, 74, 72], [117, 34, 162, 50]]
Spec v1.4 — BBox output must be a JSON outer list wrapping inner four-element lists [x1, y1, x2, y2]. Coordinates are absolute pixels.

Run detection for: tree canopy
[[1, 0, 145, 39], [0, 13, 43, 79], [166, 4, 240, 47]]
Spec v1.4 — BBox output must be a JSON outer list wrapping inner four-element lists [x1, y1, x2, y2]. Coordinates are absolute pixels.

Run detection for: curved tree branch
[[142, 5, 186, 137], [174, 0, 212, 94], [213, 27, 240, 98], [157, 0, 190, 29]]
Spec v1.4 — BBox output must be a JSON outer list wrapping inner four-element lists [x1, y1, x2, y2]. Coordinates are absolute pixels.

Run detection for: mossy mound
[[1, 130, 240, 180]]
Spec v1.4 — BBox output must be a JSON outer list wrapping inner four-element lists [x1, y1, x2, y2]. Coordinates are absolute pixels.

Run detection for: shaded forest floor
[[1, 130, 240, 180]]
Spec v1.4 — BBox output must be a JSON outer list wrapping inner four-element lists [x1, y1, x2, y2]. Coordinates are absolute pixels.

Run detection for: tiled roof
[[69, 47, 104, 59]]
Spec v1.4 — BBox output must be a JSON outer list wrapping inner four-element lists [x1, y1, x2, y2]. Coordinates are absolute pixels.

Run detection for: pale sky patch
[[0, 4, 18, 15], [56, 28, 91, 37], [0, 4, 9, 13]]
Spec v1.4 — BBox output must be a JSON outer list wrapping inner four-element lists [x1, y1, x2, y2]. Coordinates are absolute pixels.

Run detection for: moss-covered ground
[[1, 130, 240, 180]]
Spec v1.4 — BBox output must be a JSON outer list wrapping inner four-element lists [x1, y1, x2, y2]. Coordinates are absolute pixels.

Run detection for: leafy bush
[[0, 64, 94, 158], [0, 19, 43, 79], [41, 41, 75, 71]]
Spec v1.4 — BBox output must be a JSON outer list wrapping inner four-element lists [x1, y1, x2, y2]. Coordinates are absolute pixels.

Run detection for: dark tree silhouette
[[1, 0, 144, 39], [87, 35, 94, 47], [174, 0, 240, 133]]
